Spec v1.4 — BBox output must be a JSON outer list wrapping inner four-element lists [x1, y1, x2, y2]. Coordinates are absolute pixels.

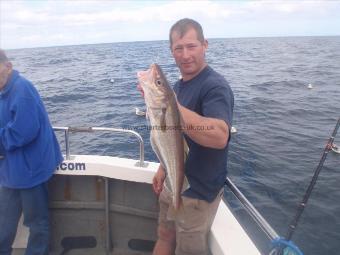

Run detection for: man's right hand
[[152, 165, 165, 195]]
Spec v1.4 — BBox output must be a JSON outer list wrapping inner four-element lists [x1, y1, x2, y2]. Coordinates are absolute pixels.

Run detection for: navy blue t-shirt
[[174, 65, 234, 202]]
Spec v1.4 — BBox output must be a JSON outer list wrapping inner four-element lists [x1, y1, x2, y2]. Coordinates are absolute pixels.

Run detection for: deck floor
[[13, 216, 153, 255], [13, 248, 151, 255]]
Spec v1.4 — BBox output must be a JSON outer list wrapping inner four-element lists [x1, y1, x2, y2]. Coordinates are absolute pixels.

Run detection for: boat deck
[[12, 154, 261, 255], [13, 249, 150, 255]]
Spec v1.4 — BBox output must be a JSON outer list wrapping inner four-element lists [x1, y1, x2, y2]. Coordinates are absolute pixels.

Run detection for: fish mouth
[[137, 69, 151, 80], [137, 66, 155, 85], [137, 64, 161, 86]]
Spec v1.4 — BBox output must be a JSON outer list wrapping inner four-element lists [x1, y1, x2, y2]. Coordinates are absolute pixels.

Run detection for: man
[[152, 19, 234, 255], [0, 49, 63, 255]]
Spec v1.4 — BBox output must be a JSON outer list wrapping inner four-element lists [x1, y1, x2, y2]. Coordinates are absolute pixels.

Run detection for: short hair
[[169, 18, 205, 48], [0, 49, 9, 63]]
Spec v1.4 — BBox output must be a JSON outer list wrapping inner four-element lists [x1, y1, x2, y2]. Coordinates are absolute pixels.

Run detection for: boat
[[12, 126, 279, 255]]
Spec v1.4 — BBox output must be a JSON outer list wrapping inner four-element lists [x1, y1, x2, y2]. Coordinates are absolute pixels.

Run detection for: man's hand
[[153, 165, 165, 195]]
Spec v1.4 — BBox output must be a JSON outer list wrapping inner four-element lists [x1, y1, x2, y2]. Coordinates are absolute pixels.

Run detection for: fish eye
[[156, 79, 162, 86]]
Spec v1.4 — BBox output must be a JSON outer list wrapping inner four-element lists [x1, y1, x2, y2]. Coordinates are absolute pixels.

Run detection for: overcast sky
[[1, 0, 339, 49]]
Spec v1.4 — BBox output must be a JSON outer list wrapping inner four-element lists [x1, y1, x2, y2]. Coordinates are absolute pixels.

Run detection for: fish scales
[[138, 63, 188, 210]]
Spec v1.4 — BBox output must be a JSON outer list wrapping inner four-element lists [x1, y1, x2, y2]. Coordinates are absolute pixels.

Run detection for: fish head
[[137, 64, 172, 108]]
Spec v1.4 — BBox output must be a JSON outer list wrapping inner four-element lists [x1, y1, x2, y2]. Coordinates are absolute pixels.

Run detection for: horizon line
[[3, 34, 340, 51]]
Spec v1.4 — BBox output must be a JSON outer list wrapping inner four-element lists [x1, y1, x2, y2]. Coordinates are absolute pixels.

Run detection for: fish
[[137, 63, 188, 210]]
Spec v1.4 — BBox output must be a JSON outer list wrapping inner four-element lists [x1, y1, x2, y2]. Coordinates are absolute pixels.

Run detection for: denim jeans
[[0, 182, 49, 255]]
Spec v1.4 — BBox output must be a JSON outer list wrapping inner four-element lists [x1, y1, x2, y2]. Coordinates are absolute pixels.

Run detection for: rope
[[269, 237, 303, 255]]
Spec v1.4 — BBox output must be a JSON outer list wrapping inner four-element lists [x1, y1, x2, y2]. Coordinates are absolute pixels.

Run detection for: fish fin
[[160, 108, 167, 132], [182, 175, 190, 192], [183, 138, 189, 162], [146, 107, 149, 120]]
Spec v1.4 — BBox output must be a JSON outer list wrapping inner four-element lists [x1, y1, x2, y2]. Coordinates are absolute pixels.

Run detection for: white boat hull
[[13, 155, 260, 254]]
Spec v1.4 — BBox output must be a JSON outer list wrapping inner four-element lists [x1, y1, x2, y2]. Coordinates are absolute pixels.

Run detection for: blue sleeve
[[202, 85, 234, 128], [0, 137, 4, 155], [0, 97, 41, 151]]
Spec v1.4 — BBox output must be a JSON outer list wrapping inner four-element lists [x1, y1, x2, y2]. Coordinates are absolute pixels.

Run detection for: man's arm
[[0, 97, 41, 151], [178, 103, 229, 149]]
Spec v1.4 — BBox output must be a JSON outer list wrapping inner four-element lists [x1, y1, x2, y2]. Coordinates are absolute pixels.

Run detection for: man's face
[[171, 28, 208, 81], [0, 61, 12, 90]]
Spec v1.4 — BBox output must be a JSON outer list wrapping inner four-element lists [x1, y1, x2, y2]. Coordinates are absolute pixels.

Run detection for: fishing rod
[[285, 117, 340, 240], [270, 117, 340, 255]]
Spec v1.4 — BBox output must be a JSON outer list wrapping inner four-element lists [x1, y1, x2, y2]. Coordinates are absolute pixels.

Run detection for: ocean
[[6, 36, 340, 254]]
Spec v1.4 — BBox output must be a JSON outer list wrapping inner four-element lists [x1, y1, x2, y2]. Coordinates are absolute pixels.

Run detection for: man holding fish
[[138, 18, 234, 255]]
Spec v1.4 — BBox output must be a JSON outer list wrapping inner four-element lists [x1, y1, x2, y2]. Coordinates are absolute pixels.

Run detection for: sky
[[1, 0, 340, 49]]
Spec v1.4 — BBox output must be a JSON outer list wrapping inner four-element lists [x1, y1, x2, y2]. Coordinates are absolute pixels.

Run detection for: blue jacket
[[0, 70, 63, 188]]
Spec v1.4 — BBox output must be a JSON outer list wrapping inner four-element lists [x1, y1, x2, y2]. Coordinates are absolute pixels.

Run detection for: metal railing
[[225, 177, 279, 241], [53, 126, 149, 254], [53, 126, 146, 167]]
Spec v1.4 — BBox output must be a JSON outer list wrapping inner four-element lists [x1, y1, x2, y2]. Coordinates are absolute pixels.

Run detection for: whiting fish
[[137, 63, 188, 210]]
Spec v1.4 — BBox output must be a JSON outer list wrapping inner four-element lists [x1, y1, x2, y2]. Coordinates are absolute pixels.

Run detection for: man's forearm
[[178, 104, 229, 149]]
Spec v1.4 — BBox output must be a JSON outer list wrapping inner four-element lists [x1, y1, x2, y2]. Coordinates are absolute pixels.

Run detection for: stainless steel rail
[[53, 126, 146, 167], [225, 177, 279, 241], [53, 126, 147, 254]]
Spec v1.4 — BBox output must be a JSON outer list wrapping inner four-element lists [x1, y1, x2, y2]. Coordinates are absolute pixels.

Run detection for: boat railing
[[225, 177, 279, 242], [53, 126, 149, 254], [53, 126, 146, 167]]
